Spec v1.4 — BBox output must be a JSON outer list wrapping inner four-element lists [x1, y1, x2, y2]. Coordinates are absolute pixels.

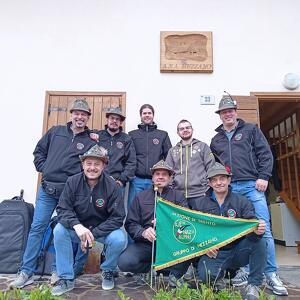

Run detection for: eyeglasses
[[178, 126, 192, 132]]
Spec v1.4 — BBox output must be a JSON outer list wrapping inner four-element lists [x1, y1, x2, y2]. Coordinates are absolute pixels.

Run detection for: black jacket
[[210, 119, 273, 182], [33, 122, 96, 183], [189, 187, 261, 249], [129, 123, 172, 179], [57, 172, 125, 238], [125, 186, 188, 243], [97, 128, 136, 185]]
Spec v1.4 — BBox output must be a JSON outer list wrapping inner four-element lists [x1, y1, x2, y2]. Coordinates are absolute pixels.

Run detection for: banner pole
[[150, 185, 158, 288]]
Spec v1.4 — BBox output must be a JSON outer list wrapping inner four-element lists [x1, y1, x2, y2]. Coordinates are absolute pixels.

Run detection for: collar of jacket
[[138, 123, 157, 131], [215, 118, 245, 133], [83, 171, 105, 188], [67, 121, 90, 135], [152, 185, 172, 197]]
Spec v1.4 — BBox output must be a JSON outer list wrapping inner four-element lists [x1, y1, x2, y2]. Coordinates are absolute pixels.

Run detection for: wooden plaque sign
[[160, 31, 213, 73]]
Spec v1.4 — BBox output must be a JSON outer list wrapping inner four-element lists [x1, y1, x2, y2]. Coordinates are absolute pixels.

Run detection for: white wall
[[1, 0, 299, 203]]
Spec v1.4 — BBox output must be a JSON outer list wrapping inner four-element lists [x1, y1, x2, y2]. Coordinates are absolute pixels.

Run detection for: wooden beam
[[280, 191, 300, 222]]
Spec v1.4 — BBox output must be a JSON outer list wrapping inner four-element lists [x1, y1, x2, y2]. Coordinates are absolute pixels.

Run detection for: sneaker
[[101, 270, 114, 290], [168, 273, 185, 288], [266, 273, 288, 296], [50, 272, 59, 285], [245, 284, 260, 300], [231, 268, 249, 287], [9, 272, 34, 288], [183, 264, 195, 280], [51, 279, 75, 296]]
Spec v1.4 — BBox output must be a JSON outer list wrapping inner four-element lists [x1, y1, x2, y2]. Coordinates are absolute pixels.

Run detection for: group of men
[[9, 96, 288, 299]]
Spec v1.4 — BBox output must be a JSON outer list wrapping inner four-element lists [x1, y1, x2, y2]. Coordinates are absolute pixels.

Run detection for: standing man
[[118, 160, 187, 286], [10, 99, 96, 288], [51, 145, 126, 296], [190, 163, 267, 300], [97, 107, 136, 191], [128, 104, 172, 207], [166, 119, 215, 203], [210, 95, 288, 296]]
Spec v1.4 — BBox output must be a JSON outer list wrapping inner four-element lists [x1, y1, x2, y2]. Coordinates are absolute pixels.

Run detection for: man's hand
[[90, 133, 99, 142], [206, 248, 219, 259], [255, 179, 268, 192], [73, 224, 94, 247], [254, 220, 266, 235], [151, 219, 156, 228], [115, 180, 124, 187], [142, 227, 156, 242]]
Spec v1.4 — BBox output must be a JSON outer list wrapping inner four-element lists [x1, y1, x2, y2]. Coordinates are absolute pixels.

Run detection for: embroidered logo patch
[[234, 133, 243, 141], [227, 209, 237, 218], [173, 219, 196, 244], [76, 143, 85, 150], [153, 138, 160, 145], [95, 198, 105, 208], [116, 141, 124, 149]]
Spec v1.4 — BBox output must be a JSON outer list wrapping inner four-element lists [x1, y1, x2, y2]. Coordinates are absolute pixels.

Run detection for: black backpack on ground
[[0, 190, 34, 273]]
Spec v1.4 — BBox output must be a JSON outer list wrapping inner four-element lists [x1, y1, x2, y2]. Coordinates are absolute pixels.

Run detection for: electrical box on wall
[[200, 95, 215, 105]]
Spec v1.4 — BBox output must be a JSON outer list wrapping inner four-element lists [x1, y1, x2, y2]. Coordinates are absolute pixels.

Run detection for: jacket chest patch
[[116, 141, 124, 149], [95, 198, 105, 208], [172, 149, 180, 157], [152, 138, 160, 145], [227, 209, 236, 218], [76, 143, 85, 150], [234, 133, 243, 141]]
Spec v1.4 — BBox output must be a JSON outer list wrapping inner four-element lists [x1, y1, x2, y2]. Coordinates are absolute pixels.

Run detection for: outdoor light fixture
[[282, 73, 300, 90]]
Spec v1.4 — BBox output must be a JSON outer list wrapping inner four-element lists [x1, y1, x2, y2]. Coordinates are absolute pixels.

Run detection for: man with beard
[[10, 99, 96, 288], [118, 160, 187, 286], [51, 145, 126, 296], [96, 107, 136, 191], [166, 119, 215, 204], [128, 104, 172, 208]]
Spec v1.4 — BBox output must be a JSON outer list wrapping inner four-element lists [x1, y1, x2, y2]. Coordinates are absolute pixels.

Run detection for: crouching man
[[51, 145, 126, 296], [190, 163, 266, 300], [118, 160, 187, 284]]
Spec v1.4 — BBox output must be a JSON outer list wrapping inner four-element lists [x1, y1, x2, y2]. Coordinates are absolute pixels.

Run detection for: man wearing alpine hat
[[189, 162, 266, 300], [10, 99, 96, 289], [51, 144, 126, 296], [118, 160, 188, 287]]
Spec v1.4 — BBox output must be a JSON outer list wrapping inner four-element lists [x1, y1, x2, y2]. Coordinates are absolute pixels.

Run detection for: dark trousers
[[118, 242, 152, 273], [197, 237, 266, 286]]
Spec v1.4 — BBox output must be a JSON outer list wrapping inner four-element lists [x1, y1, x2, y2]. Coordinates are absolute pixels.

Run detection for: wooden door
[[231, 95, 260, 126], [42, 91, 126, 134]]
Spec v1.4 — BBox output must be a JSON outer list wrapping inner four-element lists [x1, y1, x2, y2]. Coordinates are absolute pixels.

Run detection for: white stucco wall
[[0, 0, 299, 203]]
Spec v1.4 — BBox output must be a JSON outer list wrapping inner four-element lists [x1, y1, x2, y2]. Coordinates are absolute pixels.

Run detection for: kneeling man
[[118, 160, 187, 280], [52, 145, 126, 296], [190, 163, 266, 300]]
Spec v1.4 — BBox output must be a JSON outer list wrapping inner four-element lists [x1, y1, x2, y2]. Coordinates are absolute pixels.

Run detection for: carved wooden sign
[[160, 31, 213, 73]]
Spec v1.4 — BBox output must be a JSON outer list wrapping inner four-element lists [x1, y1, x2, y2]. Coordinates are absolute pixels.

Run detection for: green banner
[[154, 198, 259, 270]]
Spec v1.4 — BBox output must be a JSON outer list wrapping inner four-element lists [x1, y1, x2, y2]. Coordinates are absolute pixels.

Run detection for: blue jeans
[[197, 237, 266, 286], [231, 180, 277, 275], [128, 177, 152, 208], [21, 186, 57, 276], [54, 223, 126, 280]]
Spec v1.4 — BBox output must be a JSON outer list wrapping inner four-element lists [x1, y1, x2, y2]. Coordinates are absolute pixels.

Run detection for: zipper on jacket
[[185, 145, 189, 198], [146, 125, 149, 174], [72, 133, 76, 143], [90, 187, 94, 203]]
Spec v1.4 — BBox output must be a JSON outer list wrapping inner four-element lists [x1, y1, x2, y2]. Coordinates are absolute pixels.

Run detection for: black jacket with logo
[[189, 187, 261, 249], [97, 127, 136, 185], [210, 119, 273, 182], [57, 171, 125, 238], [33, 122, 96, 183], [129, 123, 172, 179], [125, 186, 188, 243]]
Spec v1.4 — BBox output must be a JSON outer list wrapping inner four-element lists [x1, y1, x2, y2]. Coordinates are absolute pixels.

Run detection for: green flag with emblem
[[154, 198, 259, 270]]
